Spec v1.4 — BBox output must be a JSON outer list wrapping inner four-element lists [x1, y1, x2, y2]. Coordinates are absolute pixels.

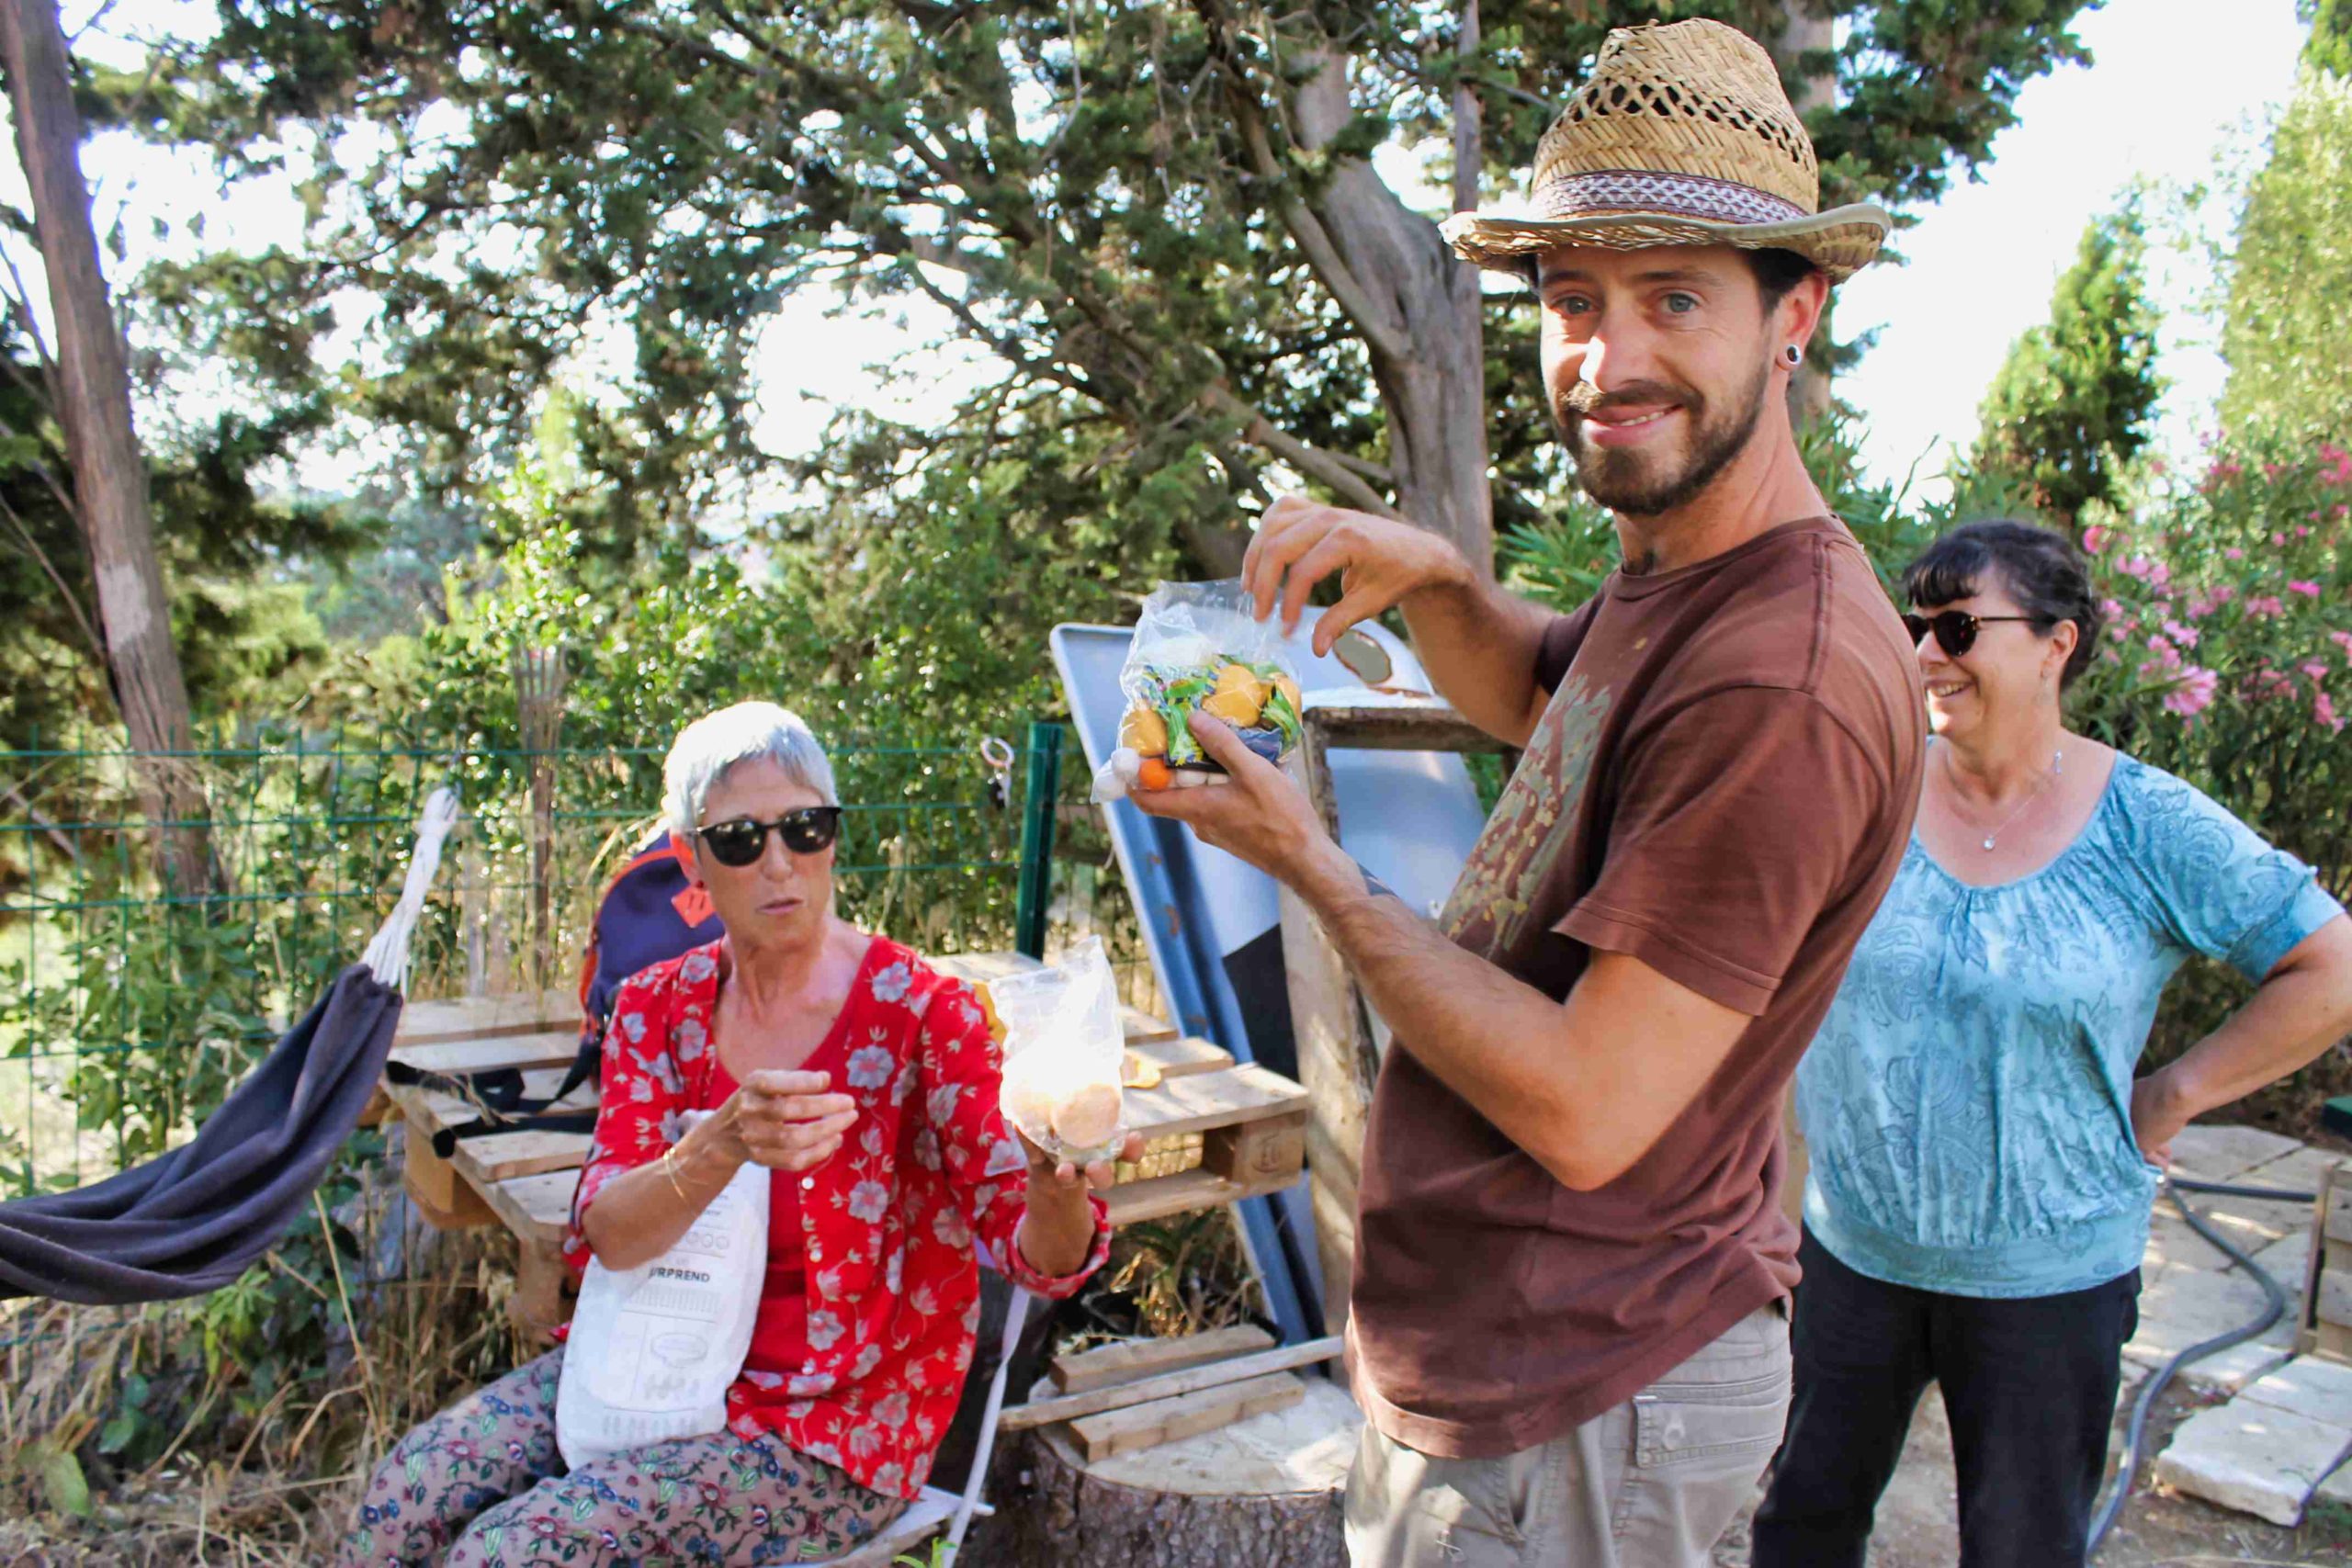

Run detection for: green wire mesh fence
[[1, 720, 1151, 1202]]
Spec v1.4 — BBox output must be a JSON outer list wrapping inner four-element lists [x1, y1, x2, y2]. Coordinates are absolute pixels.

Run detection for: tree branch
[[889, 251, 1102, 405], [1452, 1, 1482, 215], [1193, 1, 1413, 366], [0, 491, 102, 660], [1204, 382, 1395, 516], [1, 778, 80, 864]]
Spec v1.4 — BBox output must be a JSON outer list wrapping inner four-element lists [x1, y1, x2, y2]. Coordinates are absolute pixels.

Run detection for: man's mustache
[[1557, 381, 1697, 420]]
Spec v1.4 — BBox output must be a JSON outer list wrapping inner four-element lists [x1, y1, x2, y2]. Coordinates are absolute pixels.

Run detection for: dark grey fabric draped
[[0, 964, 401, 1304]]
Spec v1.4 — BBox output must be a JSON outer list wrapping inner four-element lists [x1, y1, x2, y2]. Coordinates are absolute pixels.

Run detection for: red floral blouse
[[563, 935, 1113, 1500]]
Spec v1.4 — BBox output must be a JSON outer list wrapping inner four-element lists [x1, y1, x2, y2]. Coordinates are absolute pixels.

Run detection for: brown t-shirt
[[1347, 515, 1925, 1459]]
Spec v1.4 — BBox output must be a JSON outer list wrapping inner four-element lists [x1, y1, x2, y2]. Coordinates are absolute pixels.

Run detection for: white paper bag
[[556, 1114, 767, 1467]]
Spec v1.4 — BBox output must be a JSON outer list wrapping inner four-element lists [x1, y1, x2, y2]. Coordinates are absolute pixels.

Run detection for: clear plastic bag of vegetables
[[1091, 580, 1305, 802]]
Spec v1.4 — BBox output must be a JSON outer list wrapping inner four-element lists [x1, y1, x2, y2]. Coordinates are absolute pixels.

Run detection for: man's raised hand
[[1243, 496, 1469, 656]]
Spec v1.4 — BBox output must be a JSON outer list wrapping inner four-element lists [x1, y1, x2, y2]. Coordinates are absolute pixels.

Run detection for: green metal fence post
[[1012, 721, 1063, 960]]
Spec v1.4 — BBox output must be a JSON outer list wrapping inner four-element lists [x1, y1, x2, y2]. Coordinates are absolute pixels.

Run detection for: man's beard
[[1555, 357, 1772, 519]]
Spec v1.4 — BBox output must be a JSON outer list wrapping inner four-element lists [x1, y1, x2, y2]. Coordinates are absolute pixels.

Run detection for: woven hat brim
[[1442, 202, 1892, 285]]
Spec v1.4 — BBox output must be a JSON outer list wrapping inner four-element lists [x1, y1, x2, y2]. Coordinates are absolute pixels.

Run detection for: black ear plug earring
[[1783, 344, 1804, 367]]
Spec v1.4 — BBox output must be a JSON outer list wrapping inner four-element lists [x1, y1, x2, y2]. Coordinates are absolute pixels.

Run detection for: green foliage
[[1968, 209, 2163, 533], [297, 490, 484, 644], [20, 1439, 89, 1517], [2221, 70, 2352, 434], [2309, 0, 2352, 76], [124, 1, 2097, 588], [0, 315, 368, 750], [2067, 432, 2352, 1117]]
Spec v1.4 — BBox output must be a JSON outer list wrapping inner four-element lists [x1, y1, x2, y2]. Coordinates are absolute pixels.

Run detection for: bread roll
[[998, 1050, 1057, 1139], [1051, 1079, 1124, 1149]]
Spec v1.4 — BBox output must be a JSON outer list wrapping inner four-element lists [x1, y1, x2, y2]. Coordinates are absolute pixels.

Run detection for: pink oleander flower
[[2082, 524, 2112, 555], [2288, 581, 2322, 598], [2147, 635, 2181, 669], [2205, 459, 2245, 486], [2247, 667, 2297, 701], [2319, 690, 2346, 733], [2335, 630, 2352, 660], [2224, 547, 2245, 560], [2264, 463, 2284, 480], [2163, 618, 2199, 649], [2165, 666, 2219, 719], [2320, 442, 2352, 485], [2186, 588, 2234, 618], [2246, 595, 2287, 619]]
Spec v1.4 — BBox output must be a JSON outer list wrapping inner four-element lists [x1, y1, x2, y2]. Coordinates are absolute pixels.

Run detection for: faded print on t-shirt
[[1441, 669, 1611, 959]]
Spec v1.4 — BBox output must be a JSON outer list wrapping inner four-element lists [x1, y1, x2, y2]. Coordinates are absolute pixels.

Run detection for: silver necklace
[[1947, 746, 2064, 851]]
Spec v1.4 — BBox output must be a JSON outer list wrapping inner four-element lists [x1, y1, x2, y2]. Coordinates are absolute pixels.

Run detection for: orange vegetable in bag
[[1201, 687, 1262, 727], [1119, 706, 1169, 755]]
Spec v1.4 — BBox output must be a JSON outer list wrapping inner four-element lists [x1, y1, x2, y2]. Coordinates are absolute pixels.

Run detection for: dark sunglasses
[[694, 807, 843, 867], [1903, 610, 2036, 660]]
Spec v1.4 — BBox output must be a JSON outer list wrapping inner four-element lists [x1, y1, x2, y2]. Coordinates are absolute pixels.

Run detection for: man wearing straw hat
[[1133, 17, 1925, 1566]]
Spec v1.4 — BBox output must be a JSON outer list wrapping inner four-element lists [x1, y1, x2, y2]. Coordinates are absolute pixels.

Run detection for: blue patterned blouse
[[1796, 750, 2345, 1299]]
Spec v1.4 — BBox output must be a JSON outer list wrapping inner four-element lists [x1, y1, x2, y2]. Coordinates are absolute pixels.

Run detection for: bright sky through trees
[[1838, 0, 2307, 495], [0, 0, 2315, 508]]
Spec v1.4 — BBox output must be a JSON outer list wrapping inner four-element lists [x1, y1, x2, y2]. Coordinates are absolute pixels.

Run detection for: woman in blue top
[[1751, 521, 2352, 1568]]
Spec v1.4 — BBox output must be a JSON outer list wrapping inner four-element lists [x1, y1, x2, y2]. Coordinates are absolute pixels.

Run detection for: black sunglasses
[[1903, 610, 2037, 660], [693, 807, 843, 867]]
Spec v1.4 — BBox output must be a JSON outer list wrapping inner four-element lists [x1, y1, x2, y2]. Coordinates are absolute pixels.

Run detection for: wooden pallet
[[2297, 1157, 2351, 1362], [1005, 1331, 1341, 1461], [380, 952, 1306, 1331]]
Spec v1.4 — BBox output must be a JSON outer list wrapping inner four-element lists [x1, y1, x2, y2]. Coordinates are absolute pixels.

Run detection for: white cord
[[361, 787, 463, 992]]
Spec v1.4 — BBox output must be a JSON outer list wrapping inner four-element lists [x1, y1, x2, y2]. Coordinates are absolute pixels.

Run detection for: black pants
[[1750, 1229, 2139, 1568]]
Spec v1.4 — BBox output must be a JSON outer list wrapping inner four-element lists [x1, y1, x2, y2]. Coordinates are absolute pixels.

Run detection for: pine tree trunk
[[0, 0, 217, 897], [1293, 48, 1496, 576], [1773, 2, 1838, 428]]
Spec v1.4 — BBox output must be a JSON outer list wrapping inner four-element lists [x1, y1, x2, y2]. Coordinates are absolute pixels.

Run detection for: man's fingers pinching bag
[[1092, 579, 1305, 802]]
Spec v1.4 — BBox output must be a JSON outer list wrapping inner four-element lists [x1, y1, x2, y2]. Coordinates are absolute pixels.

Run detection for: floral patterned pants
[[335, 1350, 908, 1566]]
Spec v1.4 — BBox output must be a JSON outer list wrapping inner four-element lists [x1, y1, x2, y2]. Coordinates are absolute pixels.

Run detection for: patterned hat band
[[1530, 169, 1813, 227]]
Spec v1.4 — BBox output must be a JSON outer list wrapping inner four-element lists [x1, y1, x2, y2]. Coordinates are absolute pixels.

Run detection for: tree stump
[[971, 1377, 1357, 1566]]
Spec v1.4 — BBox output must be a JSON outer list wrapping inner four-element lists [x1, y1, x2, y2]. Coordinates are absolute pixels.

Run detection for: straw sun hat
[[1442, 19, 1890, 284]]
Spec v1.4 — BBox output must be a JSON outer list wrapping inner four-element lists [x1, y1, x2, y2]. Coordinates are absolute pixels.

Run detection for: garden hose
[[2086, 1173, 2318, 1556]]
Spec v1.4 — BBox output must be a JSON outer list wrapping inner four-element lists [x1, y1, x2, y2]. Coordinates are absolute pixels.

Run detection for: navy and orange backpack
[[393, 829, 723, 1152]]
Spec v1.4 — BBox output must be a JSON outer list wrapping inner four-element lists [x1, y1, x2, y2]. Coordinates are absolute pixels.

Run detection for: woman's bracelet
[[660, 1145, 690, 1202]]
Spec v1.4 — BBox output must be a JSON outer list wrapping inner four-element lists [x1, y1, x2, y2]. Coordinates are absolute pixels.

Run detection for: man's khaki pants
[[1344, 1306, 1792, 1567]]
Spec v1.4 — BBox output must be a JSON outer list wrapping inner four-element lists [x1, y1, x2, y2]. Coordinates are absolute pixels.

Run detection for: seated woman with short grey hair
[[340, 702, 1134, 1566]]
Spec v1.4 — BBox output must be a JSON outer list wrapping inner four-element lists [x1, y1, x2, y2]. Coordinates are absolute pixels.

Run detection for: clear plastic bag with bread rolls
[[1091, 579, 1305, 802], [985, 936, 1127, 1163]]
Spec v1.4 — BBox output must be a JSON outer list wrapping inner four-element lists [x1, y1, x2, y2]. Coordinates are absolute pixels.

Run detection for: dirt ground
[[6, 1380, 2347, 1567], [1710, 1378, 2352, 1568]]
